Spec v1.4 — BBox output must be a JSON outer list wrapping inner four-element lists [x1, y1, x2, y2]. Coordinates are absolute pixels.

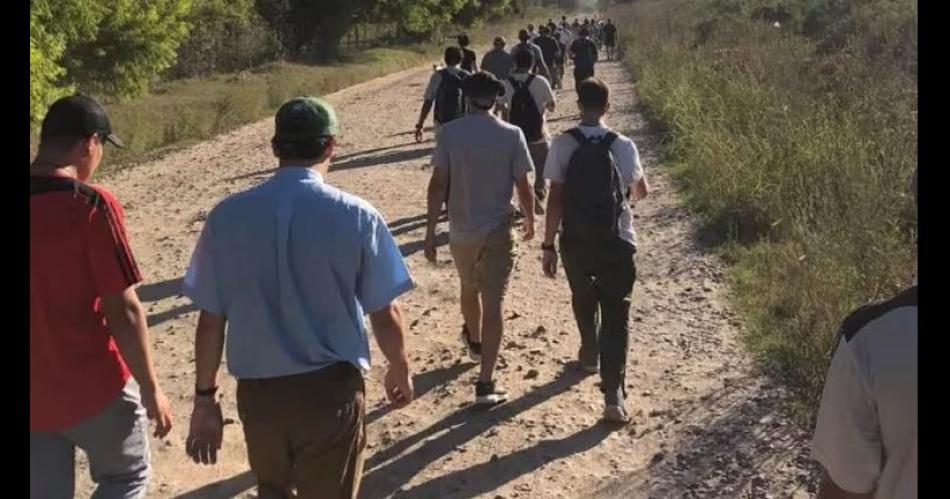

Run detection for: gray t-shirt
[[812, 286, 917, 499], [481, 48, 514, 80], [432, 113, 534, 244]]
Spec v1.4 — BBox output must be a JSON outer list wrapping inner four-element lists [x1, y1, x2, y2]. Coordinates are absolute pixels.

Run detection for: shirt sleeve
[[423, 72, 441, 101], [544, 135, 570, 183], [812, 339, 882, 494], [85, 190, 142, 297], [532, 77, 556, 111], [511, 129, 534, 178], [182, 218, 223, 315], [357, 211, 416, 313], [612, 137, 644, 188]]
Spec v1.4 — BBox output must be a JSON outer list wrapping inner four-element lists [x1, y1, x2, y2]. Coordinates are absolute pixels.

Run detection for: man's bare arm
[[544, 183, 564, 245], [514, 174, 536, 225], [417, 100, 434, 129], [369, 303, 413, 408], [102, 287, 162, 396], [193, 310, 226, 391], [426, 167, 449, 237]]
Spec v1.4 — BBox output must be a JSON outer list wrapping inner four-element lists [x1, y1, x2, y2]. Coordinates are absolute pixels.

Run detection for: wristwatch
[[195, 385, 218, 398], [541, 242, 556, 252]]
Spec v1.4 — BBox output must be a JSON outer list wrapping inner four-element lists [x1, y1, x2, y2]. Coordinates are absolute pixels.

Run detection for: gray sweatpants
[[30, 380, 151, 499]]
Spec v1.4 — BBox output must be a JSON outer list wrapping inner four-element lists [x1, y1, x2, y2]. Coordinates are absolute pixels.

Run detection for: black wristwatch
[[541, 242, 556, 253], [195, 385, 218, 398]]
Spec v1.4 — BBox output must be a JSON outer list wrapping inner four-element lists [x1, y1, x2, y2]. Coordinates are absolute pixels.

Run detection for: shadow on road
[[359, 365, 589, 498]]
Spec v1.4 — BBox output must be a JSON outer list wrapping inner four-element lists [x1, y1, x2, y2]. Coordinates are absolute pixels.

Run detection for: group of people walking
[[29, 13, 916, 499], [413, 19, 647, 422]]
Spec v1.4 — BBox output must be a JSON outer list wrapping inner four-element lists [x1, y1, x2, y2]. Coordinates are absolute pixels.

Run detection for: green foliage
[[171, 0, 281, 78], [30, 0, 192, 125], [255, 0, 362, 60], [62, 0, 193, 96]]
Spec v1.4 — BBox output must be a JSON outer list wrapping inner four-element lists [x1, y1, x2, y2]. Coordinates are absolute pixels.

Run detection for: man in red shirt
[[30, 94, 173, 498]]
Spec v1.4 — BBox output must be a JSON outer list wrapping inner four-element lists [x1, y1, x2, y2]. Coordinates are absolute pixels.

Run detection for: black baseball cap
[[462, 71, 506, 99], [40, 93, 124, 147]]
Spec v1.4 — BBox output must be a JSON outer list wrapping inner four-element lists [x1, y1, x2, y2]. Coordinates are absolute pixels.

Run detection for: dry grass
[[612, 0, 917, 417]]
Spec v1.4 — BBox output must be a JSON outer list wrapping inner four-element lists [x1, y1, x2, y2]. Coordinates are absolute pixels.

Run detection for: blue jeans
[[30, 380, 150, 499]]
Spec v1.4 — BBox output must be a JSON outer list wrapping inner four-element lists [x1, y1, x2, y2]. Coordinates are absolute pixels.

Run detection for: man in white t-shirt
[[498, 49, 556, 214], [540, 77, 650, 424], [811, 169, 917, 499], [415, 47, 471, 144]]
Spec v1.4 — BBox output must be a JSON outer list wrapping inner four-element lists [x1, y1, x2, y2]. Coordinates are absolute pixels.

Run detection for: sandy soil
[[75, 53, 819, 498]]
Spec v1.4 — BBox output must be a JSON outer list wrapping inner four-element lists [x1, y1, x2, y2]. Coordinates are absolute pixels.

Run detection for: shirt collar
[[273, 167, 324, 183]]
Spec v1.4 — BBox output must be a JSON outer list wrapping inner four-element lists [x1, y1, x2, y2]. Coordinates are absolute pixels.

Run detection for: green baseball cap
[[274, 96, 339, 141]]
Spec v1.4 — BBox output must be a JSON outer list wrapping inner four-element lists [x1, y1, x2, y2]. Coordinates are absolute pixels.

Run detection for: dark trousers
[[528, 141, 550, 202], [574, 67, 595, 94], [560, 237, 637, 404], [237, 363, 365, 499]]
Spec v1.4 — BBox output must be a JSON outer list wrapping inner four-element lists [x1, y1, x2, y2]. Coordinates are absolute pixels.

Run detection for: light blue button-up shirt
[[182, 167, 414, 379]]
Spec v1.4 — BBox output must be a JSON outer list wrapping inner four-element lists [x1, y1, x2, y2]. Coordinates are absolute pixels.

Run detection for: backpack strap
[[602, 131, 619, 147], [526, 74, 536, 87], [565, 127, 588, 144]]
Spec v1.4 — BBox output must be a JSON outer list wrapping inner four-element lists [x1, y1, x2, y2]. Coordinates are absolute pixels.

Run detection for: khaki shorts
[[450, 221, 516, 301]]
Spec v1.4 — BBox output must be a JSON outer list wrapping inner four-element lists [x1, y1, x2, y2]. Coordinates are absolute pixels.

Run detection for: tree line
[[30, 0, 519, 126]]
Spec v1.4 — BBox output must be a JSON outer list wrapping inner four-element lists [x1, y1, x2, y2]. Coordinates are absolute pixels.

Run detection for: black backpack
[[508, 75, 543, 143], [434, 69, 468, 124], [561, 128, 625, 242]]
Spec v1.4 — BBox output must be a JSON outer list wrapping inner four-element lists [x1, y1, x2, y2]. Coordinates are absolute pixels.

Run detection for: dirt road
[[77, 53, 817, 498]]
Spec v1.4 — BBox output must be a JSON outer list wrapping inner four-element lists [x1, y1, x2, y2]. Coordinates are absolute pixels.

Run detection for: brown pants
[[237, 363, 365, 499]]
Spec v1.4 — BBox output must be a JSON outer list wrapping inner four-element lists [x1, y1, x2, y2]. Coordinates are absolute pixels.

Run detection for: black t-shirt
[[605, 24, 618, 42], [571, 38, 599, 71], [461, 48, 477, 73], [535, 35, 559, 65]]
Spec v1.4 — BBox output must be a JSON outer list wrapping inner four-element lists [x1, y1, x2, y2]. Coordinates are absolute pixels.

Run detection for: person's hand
[[522, 217, 536, 241], [424, 231, 438, 262], [542, 248, 558, 278], [186, 397, 224, 465], [384, 362, 414, 409], [141, 386, 173, 438], [414, 125, 424, 144]]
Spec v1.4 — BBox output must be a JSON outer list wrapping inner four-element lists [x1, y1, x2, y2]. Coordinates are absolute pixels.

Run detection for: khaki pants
[[450, 221, 516, 303], [237, 363, 365, 499]]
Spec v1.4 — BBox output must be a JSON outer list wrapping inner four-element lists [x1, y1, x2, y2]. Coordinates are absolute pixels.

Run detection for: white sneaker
[[475, 381, 508, 406]]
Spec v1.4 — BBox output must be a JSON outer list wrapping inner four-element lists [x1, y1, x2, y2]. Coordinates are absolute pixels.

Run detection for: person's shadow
[[359, 364, 602, 498], [401, 424, 619, 498]]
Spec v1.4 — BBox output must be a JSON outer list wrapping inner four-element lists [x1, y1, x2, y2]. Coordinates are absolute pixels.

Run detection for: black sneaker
[[461, 324, 481, 362], [475, 381, 508, 406]]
